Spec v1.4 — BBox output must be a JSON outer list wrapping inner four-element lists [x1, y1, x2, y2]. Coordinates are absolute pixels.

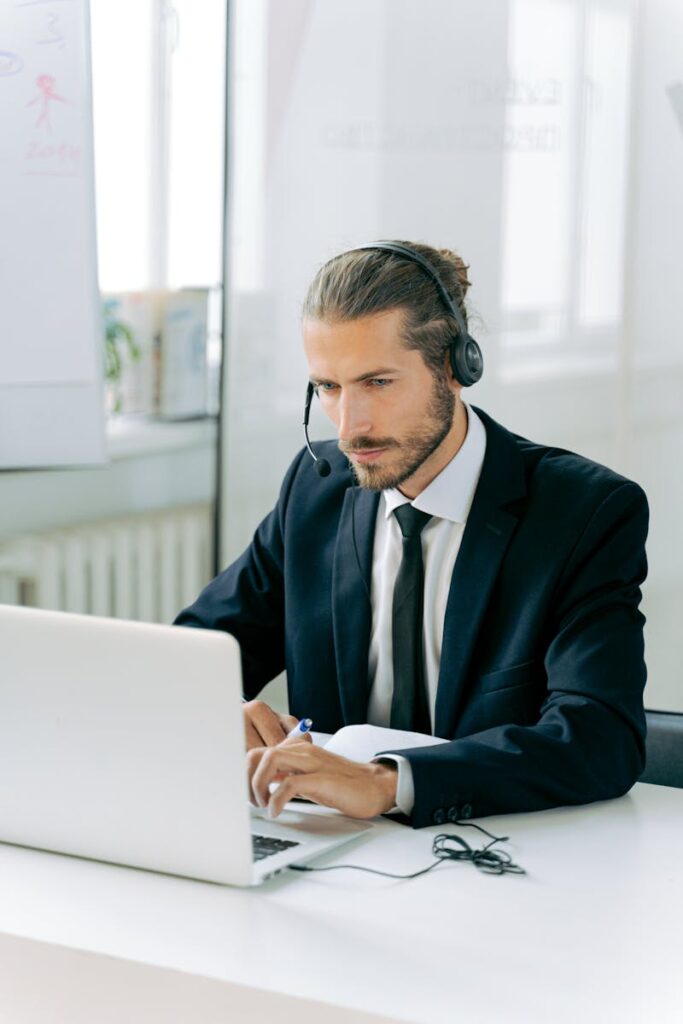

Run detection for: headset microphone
[[303, 381, 331, 477]]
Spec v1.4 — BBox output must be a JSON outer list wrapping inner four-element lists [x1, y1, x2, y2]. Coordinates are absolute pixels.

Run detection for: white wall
[[221, 0, 683, 711]]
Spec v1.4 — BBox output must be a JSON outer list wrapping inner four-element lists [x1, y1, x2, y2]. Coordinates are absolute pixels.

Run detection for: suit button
[[432, 808, 446, 825], [461, 803, 473, 819], [447, 806, 460, 822]]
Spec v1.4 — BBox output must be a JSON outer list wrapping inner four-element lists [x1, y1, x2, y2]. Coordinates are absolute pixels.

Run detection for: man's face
[[303, 309, 462, 496]]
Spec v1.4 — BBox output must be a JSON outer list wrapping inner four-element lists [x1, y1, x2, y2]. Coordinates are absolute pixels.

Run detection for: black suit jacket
[[175, 406, 649, 828]]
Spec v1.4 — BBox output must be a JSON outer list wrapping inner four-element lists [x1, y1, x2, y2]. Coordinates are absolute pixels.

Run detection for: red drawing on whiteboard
[[27, 74, 67, 132]]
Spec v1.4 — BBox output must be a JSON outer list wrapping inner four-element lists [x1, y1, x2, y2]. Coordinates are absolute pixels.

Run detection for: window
[[499, 0, 634, 381], [90, 0, 226, 293]]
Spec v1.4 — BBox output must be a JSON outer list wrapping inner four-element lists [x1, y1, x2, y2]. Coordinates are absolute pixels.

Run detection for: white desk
[[0, 783, 681, 1023]]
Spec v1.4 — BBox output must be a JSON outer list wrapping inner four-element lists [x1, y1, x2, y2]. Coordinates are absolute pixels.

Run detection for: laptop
[[0, 604, 372, 885]]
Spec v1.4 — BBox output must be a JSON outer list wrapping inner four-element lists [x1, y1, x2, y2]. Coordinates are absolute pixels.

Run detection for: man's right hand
[[242, 699, 301, 751]]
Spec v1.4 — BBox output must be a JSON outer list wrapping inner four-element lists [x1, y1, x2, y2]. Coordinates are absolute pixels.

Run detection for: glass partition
[[221, 0, 682, 713]]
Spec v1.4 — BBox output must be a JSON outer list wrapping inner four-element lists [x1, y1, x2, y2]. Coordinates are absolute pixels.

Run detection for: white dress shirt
[[367, 401, 487, 813]]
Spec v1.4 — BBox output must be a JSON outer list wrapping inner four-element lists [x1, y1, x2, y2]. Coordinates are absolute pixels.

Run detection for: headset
[[302, 241, 484, 477]]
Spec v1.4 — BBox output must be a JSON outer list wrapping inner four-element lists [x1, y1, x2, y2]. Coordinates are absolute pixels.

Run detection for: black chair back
[[640, 710, 683, 789]]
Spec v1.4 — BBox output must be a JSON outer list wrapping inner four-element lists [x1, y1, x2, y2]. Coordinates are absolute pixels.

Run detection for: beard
[[340, 374, 455, 491]]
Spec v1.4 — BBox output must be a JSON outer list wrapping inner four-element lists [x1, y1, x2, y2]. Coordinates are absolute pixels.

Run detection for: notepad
[[311, 724, 448, 763]]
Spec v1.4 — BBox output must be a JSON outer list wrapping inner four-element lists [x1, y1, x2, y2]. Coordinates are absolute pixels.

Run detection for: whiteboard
[[0, 0, 105, 468]]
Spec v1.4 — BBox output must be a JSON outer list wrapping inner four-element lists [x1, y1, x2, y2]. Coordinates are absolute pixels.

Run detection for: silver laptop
[[0, 604, 371, 885]]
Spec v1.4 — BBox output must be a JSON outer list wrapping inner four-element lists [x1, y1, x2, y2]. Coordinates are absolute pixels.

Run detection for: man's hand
[[247, 741, 399, 820], [242, 699, 303, 750]]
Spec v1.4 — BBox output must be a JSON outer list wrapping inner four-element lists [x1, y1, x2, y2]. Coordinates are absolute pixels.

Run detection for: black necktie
[[390, 504, 432, 734]]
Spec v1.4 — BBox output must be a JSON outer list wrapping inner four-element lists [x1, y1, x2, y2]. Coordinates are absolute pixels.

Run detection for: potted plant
[[103, 299, 141, 414]]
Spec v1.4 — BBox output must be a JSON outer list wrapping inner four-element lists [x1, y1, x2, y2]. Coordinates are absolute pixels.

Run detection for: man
[[175, 241, 649, 828]]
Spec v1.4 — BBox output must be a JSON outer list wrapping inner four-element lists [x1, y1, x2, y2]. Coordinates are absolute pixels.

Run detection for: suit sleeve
[[173, 449, 306, 698], [382, 480, 650, 828]]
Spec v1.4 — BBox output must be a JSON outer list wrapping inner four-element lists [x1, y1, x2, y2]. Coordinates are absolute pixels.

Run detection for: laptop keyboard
[[252, 832, 302, 862]]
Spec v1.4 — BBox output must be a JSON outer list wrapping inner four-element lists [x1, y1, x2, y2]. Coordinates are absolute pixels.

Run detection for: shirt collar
[[382, 401, 487, 524]]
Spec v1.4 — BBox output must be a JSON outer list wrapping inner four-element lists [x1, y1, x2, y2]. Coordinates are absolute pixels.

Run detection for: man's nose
[[337, 391, 372, 441]]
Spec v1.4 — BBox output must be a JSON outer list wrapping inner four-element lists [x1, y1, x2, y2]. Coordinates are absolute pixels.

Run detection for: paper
[[311, 724, 447, 763]]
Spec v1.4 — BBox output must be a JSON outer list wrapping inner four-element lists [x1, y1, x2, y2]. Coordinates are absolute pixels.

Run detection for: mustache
[[338, 437, 398, 455]]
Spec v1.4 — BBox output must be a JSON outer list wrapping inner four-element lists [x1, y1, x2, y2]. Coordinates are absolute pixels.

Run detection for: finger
[[251, 743, 319, 807], [268, 773, 325, 818], [251, 746, 306, 807], [244, 717, 265, 751], [247, 745, 308, 806], [244, 700, 289, 747], [278, 713, 299, 733], [245, 746, 268, 805], [251, 701, 289, 745], [281, 730, 313, 746]]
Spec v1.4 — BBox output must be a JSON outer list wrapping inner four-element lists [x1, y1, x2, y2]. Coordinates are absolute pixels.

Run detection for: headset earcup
[[450, 335, 484, 387]]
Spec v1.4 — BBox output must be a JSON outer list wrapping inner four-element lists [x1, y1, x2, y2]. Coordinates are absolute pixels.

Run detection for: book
[[311, 724, 447, 762]]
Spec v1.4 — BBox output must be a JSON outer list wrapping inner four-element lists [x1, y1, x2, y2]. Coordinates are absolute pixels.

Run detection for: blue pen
[[286, 717, 313, 739]]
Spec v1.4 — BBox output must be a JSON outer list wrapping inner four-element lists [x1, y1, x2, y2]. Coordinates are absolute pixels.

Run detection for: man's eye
[[316, 382, 338, 394], [369, 378, 391, 387]]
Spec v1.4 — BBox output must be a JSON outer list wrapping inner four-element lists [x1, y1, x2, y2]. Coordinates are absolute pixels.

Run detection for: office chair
[[639, 710, 683, 789]]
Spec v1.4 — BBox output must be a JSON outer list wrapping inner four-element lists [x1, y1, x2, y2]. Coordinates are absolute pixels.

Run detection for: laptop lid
[[0, 605, 372, 886]]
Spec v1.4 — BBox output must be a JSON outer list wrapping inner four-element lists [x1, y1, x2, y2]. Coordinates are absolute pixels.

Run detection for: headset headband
[[342, 241, 469, 339]]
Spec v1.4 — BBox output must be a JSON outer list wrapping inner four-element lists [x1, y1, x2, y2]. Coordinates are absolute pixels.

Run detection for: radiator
[[0, 504, 213, 624]]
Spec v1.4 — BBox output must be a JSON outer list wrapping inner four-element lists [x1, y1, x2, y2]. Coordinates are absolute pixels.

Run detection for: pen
[[286, 717, 313, 739]]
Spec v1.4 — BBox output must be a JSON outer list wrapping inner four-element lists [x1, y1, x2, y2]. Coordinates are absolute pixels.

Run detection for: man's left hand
[[247, 741, 398, 819]]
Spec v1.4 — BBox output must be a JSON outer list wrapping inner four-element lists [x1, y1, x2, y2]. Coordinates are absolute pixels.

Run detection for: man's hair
[[302, 241, 472, 376]]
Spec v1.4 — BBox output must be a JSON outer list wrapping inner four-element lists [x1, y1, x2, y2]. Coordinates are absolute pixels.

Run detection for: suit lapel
[[332, 485, 379, 724], [434, 409, 528, 737]]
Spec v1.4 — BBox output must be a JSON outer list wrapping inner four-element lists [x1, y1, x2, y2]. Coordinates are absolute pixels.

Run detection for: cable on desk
[[289, 820, 526, 879]]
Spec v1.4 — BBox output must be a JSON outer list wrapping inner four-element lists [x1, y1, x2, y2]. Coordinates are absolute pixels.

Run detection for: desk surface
[[0, 783, 681, 1023]]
